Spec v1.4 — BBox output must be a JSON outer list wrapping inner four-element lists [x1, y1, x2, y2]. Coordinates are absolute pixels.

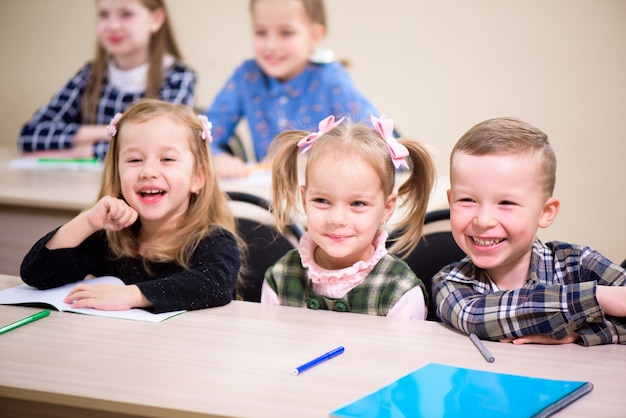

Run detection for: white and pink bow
[[107, 113, 123, 137], [197, 114, 213, 142], [371, 114, 409, 169], [297, 115, 345, 153]]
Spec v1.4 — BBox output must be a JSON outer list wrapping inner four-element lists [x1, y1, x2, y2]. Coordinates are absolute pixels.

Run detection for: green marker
[[0, 309, 51, 335], [38, 157, 99, 164]]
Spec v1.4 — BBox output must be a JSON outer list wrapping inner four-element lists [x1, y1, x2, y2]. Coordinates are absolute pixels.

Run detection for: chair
[[225, 132, 250, 162], [387, 209, 466, 321], [227, 191, 305, 302]]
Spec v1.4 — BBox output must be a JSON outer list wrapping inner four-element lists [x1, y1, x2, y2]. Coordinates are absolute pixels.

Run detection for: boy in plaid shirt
[[433, 117, 626, 346]]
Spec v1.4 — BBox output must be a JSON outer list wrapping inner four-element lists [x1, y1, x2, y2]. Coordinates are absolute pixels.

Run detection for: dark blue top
[[18, 61, 196, 160]]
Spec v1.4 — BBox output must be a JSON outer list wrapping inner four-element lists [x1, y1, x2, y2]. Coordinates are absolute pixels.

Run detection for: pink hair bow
[[297, 115, 345, 153], [371, 114, 409, 169], [197, 115, 213, 142], [107, 113, 123, 137]]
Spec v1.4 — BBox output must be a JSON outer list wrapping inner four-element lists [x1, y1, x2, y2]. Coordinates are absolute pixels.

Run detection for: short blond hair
[[451, 117, 557, 196], [250, 0, 327, 28]]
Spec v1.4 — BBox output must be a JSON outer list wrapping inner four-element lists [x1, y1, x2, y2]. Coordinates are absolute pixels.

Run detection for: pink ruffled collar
[[299, 230, 389, 284]]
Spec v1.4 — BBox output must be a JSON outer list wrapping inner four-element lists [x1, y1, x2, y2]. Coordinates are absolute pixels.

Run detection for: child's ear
[[382, 193, 397, 224], [190, 167, 206, 194], [150, 7, 166, 34], [538, 196, 560, 229], [311, 23, 325, 46]]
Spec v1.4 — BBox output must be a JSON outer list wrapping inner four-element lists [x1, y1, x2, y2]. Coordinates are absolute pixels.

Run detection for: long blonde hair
[[269, 117, 436, 257], [82, 0, 183, 123], [100, 99, 237, 269]]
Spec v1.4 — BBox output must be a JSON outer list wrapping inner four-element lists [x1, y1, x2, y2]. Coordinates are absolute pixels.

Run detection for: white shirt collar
[[107, 55, 174, 93]]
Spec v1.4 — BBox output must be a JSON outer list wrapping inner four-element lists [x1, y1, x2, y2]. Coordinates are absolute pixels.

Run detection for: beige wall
[[1, 0, 625, 263]]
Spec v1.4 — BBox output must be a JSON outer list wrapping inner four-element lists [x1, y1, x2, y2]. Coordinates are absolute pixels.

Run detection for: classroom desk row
[[0, 147, 449, 276], [0, 274, 624, 417]]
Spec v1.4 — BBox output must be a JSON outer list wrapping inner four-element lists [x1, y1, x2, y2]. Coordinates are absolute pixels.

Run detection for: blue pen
[[291, 346, 345, 375]]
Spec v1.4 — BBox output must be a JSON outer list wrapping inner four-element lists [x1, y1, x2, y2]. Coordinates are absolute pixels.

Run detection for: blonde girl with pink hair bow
[[261, 114, 436, 320], [21, 99, 243, 314]]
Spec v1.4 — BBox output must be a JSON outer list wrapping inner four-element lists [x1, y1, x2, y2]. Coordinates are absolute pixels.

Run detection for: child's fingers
[[88, 196, 138, 230], [64, 283, 91, 303], [105, 199, 138, 229], [65, 284, 134, 310], [105, 198, 127, 219], [117, 206, 138, 227]]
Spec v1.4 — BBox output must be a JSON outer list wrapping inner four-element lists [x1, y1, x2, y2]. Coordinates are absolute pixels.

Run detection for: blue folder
[[330, 363, 593, 418]]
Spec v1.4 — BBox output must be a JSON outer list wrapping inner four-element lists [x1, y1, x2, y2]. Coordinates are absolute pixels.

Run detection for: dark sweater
[[20, 227, 240, 313]]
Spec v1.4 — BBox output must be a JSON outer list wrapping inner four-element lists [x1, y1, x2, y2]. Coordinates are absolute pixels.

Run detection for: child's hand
[[45, 196, 138, 250], [499, 333, 580, 345], [86, 196, 138, 231], [64, 283, 150, 310], [596, 285, 626, 317]]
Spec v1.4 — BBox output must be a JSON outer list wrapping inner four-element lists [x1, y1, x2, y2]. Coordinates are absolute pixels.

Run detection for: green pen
[[0, 309, 51, 335], [38, 157, 99, 164]]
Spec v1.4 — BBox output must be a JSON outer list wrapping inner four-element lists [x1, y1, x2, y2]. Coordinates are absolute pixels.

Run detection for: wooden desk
[[0, 275, 624, 418], [0, 148, 271, 276], [0, 150, 101, 276], [0, 147, 449, 276]]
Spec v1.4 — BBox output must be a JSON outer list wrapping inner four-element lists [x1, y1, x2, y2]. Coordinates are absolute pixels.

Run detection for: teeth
[[140, 190, 164, 197], [472, 237, 504, 246]]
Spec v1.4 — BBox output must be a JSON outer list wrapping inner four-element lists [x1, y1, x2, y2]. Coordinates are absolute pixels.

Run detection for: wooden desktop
[[0, 148, 277, 276], [0, 274, 624, 418], [0, 147, 449, 276]]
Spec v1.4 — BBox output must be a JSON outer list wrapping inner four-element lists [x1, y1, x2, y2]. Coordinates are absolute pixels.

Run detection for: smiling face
[[448, 151, 559, 287], [301, 154, 396, 270], [96, 0, 164, 69], [117, 115, 205, 232], [251, 0, 324, 81]]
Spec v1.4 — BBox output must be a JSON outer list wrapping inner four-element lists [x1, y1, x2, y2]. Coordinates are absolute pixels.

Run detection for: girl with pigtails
[[261, 114, 436, 320]]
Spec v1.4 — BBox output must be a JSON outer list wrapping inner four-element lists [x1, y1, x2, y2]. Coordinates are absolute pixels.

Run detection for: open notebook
[[331, 363, 593, 418], [0, 276, 184, 323]]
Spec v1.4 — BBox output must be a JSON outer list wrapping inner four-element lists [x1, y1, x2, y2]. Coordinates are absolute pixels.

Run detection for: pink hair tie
[[297, 115, 345, 153], [197, 115, 213, 142], [371, 114, 409, 169], [107, 113, 123, 137]]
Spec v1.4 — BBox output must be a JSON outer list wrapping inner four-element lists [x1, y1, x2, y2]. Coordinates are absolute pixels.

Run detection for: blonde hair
[[100, 99, 238, 270], [249, 0, 327, 28], [82, 0, 183, 123], [451, 117, 557, 196], [269, 118, 436, 257]]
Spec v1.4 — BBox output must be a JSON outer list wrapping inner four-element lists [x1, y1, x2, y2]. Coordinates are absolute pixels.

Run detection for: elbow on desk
[[19, 258, 76, 290]]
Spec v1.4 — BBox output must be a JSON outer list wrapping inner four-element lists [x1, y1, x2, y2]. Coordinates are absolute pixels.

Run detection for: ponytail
[[390, 139, 436, 256], [269, 130, 308, 233]]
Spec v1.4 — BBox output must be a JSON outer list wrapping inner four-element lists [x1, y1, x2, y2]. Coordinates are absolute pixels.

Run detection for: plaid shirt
[[205, 59, 379, 161], [264, 249, 425, 316], [18, 61, 196, 160], [432, 239, 626, 346]]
